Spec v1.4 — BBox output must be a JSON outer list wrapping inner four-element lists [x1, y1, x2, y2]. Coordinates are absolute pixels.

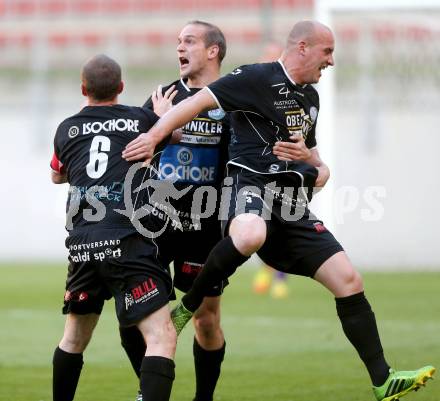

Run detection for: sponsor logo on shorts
[[69, 248, 122, 263], [181, 261, 203, 276], [125, 278, 159, 310], [64, 290, 88, 302], [78, 292, 88, 301], [313, 222, 327, 233]]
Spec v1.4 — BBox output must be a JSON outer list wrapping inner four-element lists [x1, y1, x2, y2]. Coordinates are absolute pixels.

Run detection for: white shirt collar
[[180, 78, 191, 92], [277, 59, 307, 88]]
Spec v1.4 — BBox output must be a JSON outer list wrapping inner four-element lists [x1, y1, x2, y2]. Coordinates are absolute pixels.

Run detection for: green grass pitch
[[0, 263, 439, 401]]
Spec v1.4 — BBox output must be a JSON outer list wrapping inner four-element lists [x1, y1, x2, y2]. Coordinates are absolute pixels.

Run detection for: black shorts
[[63, 230, 173, 327], [222, 167, 344, 278], [157, 216, 228, 297]]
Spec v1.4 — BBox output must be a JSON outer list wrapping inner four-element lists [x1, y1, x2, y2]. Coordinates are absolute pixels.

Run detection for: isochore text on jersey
[[79, 119, 140, 135]]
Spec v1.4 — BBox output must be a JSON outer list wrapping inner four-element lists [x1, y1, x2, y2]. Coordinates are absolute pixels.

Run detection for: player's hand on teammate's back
[[152, 84, 178, 117], [273, 133, 312, 162], [122, 132, 156, 165]]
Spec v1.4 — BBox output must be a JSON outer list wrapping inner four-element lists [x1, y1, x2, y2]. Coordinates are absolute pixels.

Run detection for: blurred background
[[0, 0, 439, 269]]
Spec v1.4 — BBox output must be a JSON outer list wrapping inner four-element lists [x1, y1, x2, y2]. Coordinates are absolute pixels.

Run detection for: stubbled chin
[[180, 65, 190, 75]]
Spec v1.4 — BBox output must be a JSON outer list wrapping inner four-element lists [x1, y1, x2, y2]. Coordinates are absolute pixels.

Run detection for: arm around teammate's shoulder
[[122, 88, 217, 165]]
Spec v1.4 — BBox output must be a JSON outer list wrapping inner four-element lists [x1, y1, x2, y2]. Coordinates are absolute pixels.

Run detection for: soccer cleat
[[171, 301, 193, 335], [135, 391, 142, 401], [373, 365, 435, 401]]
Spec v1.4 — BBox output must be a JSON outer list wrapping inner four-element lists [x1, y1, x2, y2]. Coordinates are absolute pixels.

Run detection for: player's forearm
[[148, 100, 197, 144], [307, 148, 330, 188], [315, 163, 330, 188], [150, 89, 216, 146], [123, 88, 218, 163]]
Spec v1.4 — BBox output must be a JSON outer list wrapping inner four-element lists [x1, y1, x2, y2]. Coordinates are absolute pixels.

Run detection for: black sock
[[52, 346, 84, 401], [182, 237, 249, 312], [336, 292, 390, 386], [140, 356, 175, 401], [119, 325, 146, 378], [193, 338, 226, 401]]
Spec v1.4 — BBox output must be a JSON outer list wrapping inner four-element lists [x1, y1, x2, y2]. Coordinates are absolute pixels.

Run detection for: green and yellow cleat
[[170, 301, 193, 335], [373, 365, 435, 401]]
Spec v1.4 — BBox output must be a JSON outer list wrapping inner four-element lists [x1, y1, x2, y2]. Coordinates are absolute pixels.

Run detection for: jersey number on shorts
[[86, 135, 111, 178]]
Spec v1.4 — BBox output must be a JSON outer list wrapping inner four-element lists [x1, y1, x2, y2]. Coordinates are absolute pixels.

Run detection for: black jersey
[[144, 78, 231, 189], [207, 61, 319, 176], [50, 105, 159, 234]]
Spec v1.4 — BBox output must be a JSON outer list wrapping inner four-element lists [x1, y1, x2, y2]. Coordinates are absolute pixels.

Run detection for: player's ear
[[298, 40, 306, 56], [207, 45, 219, 60], [118, 81, 124, 94], [81, 83, 87, 97]]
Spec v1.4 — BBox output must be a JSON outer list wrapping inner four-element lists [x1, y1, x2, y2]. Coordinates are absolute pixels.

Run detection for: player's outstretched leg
[[314, 252, 436, 400], [172, 216, 265, 334], [373, 366, 435, 401]]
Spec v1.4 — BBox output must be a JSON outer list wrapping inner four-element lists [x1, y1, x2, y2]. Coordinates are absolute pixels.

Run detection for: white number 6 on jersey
[[86, 135, 111, 178]]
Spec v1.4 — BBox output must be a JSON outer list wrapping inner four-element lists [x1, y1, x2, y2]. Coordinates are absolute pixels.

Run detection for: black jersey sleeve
[[50, 124, 66, 173], [140, 106, 160, 126], [304, 87, 320, 148], [305, 127, 317, 148], [207, 64, 263, 112], [142, 96, 153, 110]]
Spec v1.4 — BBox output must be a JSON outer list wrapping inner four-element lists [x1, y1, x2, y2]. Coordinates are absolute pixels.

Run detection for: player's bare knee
[[193, 312, 221, 339], [60, 334, 91, 353], [343, 269, 364, 295], [145, 323, 177, 355], [230, 214, 267, 255]]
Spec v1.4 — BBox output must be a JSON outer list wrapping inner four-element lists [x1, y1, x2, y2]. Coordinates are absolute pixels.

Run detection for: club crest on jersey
[[68, 126, 80, 138], [309, 106, 318, 123], [269, 164, 280, 173], [208, 108, 226, 120], [177, 148, 193, 165]]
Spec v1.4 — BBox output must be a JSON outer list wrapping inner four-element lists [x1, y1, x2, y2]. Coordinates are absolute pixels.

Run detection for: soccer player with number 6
[[50, 54, 176, 401]]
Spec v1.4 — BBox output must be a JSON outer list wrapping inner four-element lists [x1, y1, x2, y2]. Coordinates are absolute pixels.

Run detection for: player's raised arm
[[122, 88, 217, 164]]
